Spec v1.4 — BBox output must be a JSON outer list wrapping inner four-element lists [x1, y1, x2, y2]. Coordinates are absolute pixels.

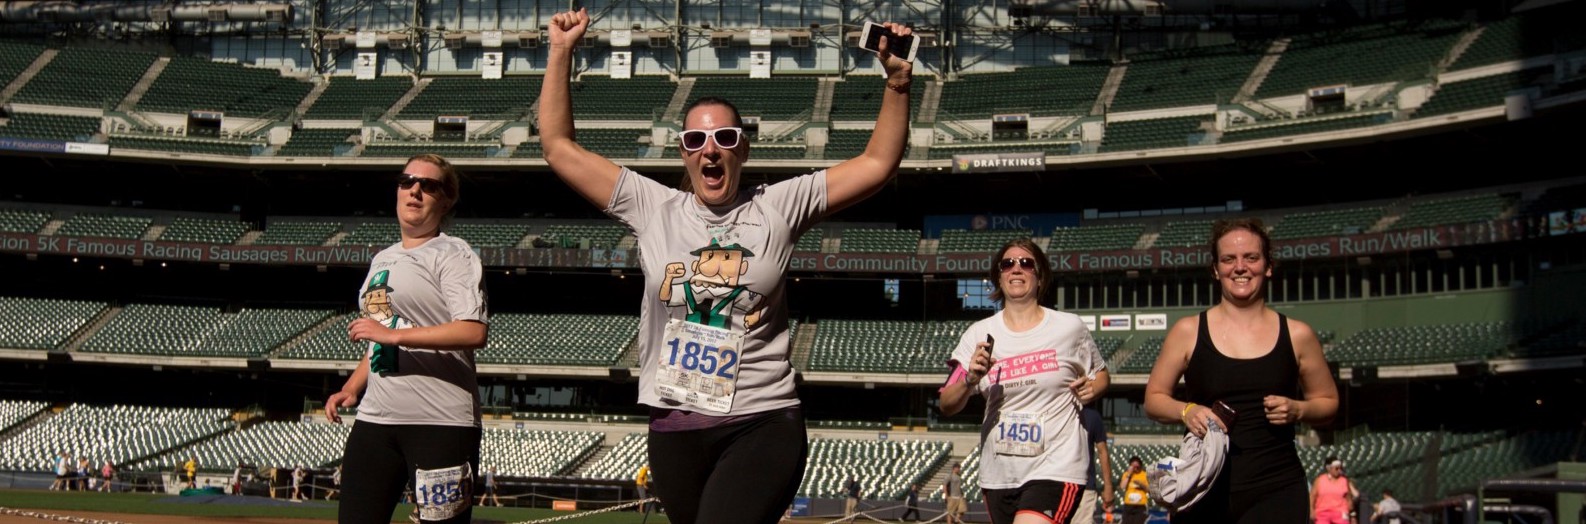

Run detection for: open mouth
[[701, 164, 726, 188]]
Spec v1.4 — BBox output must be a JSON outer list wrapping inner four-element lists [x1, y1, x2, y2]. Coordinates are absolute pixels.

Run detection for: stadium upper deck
[[0, 3, 1580, 170]]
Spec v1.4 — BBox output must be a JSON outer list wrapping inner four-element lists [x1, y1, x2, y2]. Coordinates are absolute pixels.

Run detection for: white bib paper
[[993, 410, 1045, 457], [655, 319, 744, 413], [414, 463, 471, 521]]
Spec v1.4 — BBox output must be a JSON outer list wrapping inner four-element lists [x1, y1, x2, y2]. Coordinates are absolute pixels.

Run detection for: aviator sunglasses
[[678, 127, 744, 152], [999, 257, 1037, 272], [397, 174, 451, 197]]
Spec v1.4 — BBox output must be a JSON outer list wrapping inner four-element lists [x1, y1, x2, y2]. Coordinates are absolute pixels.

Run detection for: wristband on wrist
[[1180, 403, 1197, 425], [886, 80, 911, 93]]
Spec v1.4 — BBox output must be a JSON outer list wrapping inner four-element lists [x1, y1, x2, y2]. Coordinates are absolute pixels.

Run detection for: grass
[[0, 489, 671, 523]]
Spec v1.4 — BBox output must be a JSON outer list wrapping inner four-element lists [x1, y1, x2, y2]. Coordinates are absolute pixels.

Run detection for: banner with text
[[0, 220, 1524, 273], [951, 151, 1047, 174]]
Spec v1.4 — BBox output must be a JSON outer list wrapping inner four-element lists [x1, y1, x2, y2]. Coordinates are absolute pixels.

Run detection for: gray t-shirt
[[606, 167, 826, 416], [355, 234, 488, 428], [944, 473, 963, 498]]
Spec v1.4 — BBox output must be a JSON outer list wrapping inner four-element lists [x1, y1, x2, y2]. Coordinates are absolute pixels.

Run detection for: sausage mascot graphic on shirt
[[361, 269, 407, 374], [659, 239, 765, 330]]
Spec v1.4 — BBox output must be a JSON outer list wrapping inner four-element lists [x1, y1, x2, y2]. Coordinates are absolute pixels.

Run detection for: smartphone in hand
[[1212, 400, 1238, 428], [859, 21, 919, 63]]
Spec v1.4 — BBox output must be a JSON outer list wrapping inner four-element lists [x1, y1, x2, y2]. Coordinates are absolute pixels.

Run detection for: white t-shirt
[[356, 234, 489, 427], [606, 168, 826, 416], [946, 308, 1106, 490]]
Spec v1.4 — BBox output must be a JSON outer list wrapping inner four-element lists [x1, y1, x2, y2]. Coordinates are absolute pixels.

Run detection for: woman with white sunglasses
[[939, 238, 1109, 524], [537, 8, 913, 524]]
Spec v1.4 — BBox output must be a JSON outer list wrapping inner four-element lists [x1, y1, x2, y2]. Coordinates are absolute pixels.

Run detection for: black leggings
[[647, 408, 808, 524], [338, 421, 481, 524]]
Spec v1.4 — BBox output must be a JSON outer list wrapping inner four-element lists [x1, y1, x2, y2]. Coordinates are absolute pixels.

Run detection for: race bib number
[[655, 319, 743, 413], [993, 411, 1045, 457], [414, 463, 471, 522]]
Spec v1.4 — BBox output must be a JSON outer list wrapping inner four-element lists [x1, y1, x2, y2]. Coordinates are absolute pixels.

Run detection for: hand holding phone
[[859, 21, 919, 63], [1212, 400, 1238, 429], [967, 334, 996, 384]]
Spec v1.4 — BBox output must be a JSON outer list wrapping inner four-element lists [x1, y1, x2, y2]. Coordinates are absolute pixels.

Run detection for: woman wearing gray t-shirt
[[324, 153, 489, 524], [538, 9, 913, 523]]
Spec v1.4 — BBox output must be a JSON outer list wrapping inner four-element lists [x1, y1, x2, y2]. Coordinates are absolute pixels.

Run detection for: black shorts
[[983, 480, 1085, 524]]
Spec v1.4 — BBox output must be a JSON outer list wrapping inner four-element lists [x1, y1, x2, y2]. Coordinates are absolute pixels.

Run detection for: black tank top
[[1184, 311, 1306, 492]]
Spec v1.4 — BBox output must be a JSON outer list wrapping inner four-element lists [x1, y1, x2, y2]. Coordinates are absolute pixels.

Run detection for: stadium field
[[0, 490, 676, 524]]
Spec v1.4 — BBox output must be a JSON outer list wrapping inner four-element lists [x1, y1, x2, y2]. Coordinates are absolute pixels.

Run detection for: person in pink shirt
[[1311, 457, 1359, 524]]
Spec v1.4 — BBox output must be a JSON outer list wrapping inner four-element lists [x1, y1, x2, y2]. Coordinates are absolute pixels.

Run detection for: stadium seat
[[80, 304, 331, 358], [477, 313, 638, 367], [0, 208, 51, 234], [838, 229, 920, 254], [159, 217, 248, 245], [304, 77, 411, 120], [0, 404, 232, 473], [13, 48, 156, 108], [255, 221, 343, 246], [137, 56, 312, 118], [1049, 224, 1144, 252]]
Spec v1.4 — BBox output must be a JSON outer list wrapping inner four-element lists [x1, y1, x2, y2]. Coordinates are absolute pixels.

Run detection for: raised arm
[[825, 22, 914, 214], [538, 8, 623, 206]]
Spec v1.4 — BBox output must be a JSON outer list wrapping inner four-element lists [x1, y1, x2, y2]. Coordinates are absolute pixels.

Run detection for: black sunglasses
[[998, 257, 1037, 272], [397, 174, 449, 196], [678, 127, 744, 152]]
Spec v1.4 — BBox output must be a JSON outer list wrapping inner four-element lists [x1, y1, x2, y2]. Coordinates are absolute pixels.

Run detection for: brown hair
[[1208, 217, 1273, 272], [987, 237, 1052, 306]]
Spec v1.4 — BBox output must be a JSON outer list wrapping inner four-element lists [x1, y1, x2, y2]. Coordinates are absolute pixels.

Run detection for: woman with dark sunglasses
[[1143, 218, 1337, 524], [939, 238, 1110, 524], [325, 153, 490, 524], [537, 8, 913, 524]]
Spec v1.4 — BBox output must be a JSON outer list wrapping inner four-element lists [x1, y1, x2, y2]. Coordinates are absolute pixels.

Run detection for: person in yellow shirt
[[634, 464, 652, 514], [183, 457, 197, 490], [1120, 456, 1149, 524]]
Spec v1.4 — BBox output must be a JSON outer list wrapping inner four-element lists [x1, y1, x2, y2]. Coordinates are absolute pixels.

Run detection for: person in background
[[844, 476, 862, 519], [900, 483, 922, 522], [1311, 457, 1358, 524], [1119, 457, 1148, 524], [1075, 407, 1115, 524], [478, 466, 501, 507], [99, 460, 114, 493], [184, 456, 197, 490], [1370, 488, 1401, 524], [943, 463, 967, 524]]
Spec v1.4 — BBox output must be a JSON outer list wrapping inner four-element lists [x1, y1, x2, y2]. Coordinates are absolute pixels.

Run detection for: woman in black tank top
[[1142, 218, 1340, 524]]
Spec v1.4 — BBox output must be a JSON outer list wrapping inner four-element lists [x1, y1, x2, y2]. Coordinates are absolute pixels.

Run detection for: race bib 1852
[[414, 463, 471, 522], [655, 319, 743, 413]]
